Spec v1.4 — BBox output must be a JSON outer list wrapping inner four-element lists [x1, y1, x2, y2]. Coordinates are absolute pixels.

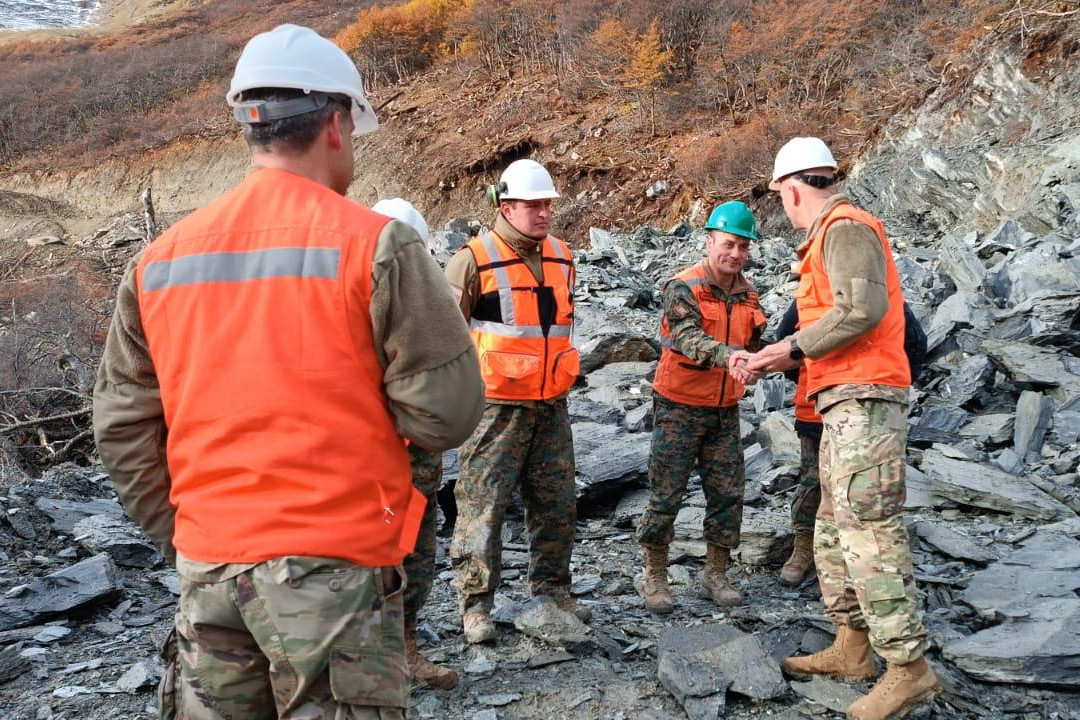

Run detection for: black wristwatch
[[789, 338, 805, 361]]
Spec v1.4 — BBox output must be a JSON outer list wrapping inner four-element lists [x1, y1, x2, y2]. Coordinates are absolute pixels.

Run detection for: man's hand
[[746, 341, 801, 373], [728, 350, 760, 385]]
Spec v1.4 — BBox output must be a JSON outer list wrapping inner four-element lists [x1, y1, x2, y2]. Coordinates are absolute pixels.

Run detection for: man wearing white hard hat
[[445, 159, 588, 644], [94, 25, 482, 719], [371, 197, 459, 689], [747, 137, 939, 720]]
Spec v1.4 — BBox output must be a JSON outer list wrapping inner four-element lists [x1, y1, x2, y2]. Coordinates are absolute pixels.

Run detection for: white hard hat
[[499, 159, 560, 201], [769, 137, 838, 189], [372, 198, 430, 243], [227, 24, 378, 136]]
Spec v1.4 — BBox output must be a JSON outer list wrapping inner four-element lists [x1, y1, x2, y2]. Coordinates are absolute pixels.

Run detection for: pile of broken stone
[[2, 214, 1079, 719]]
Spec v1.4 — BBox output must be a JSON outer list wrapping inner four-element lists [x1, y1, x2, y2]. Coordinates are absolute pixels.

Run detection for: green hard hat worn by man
[[704, 200, 759, 241]]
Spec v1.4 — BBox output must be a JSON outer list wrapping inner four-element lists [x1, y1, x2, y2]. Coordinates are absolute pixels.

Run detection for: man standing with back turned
[[93, 25, 482, 719], [446, 159, 588, 644], [747, 137, 939, 720]]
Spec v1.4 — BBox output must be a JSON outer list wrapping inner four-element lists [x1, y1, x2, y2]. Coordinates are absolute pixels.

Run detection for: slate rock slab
[[758, 413, 799, 465], [73, 515, 162, 568], [913, 521, 994, 565], [513, 596, 594, 654], [922, 448, 1076, 520], [789, 675, 864, 714], [658, 623, 786, 714], [579, 333, 657, 375], [962, 531, 1080, 618], [1014, 390, 1053, 460], [34, 498, 126, 534], [959, 414, 1015, 445], [573, 422, 650, 503], [731, 507, 793, 567], [0, 554, 121, 631], [981, 339, 1080, 407], [903, 464, 935, 509], [943, 597, 1080, 688]]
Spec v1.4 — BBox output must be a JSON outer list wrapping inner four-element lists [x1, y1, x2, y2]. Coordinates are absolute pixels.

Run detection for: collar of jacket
[[797, 193, 851, 258], [702, 265, 754, 298], [494, 214, 544, 258]]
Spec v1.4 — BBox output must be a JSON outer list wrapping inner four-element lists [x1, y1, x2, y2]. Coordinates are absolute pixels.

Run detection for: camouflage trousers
[[791, 429, 822, 533], [161, 558, 407, 719], [403, 445, 442, 629], [636, 395, 745, 549], [816, 398, 928, 664], [451, 400, 576, 614]]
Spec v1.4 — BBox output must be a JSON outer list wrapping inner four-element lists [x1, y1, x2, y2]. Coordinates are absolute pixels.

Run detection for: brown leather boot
[[846, 657, 940, 720], [779, 531, 815, 586], [462, 611, 496, 644], [640, 544, 674, 615], [405, 623, 459, 689], [781, 625, 877, 681], [548, 589, 593, 623], [700, 545, 741, 606]]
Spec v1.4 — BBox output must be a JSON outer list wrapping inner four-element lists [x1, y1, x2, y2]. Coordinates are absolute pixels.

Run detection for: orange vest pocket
[[551, 347, 581, 394]]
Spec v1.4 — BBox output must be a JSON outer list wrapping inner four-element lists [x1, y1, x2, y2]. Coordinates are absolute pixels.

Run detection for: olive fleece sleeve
[[443, 246, 480, 321], [795, 219, 890, 359], [370, 220, 483, 451], [92, 252, 176, 565]]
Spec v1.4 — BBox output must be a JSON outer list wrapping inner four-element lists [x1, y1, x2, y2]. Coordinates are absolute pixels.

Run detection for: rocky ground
[[3, 43, 1080, 720]]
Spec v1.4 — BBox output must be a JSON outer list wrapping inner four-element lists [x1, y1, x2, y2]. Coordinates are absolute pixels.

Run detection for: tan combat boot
[[700, 545, 741, 606], [640, 544, 674, 615], [462, 610, 496, 644], [548, 589, 593, 623], [846, 657, 941, 720], [781, 625, 877, 681], [779, 531, 815, 586], [405, 623, 459, 689]]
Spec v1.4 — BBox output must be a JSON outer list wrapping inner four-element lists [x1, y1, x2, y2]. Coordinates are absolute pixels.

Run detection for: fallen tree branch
[[0, 407, 91, 434]]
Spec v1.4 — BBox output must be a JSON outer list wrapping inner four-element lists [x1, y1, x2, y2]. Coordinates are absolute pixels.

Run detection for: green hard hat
[[704, 201, 758, 241]]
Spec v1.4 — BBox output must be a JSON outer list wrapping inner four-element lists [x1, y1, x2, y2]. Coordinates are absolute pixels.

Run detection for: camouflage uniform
[[403, 445, 442, 627], [791, 428, 822, 533], [450, 400, 576, 613], [815, 393, 927, 664], [165, 557, 407, 719], [635, 274, 760, 550], [636, 395, 745, 548]]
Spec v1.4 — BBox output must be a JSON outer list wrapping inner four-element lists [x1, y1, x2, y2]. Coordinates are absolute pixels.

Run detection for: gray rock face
[[922, 448, 1077, 520], [959, 414, 1015, 445], [940, 356, 995, 407], [573, 423, 650, 504], [731, 507, 793, 567], [937, 233, 987, 293], [0, 554, 121, 631], [512, 597, 593, 653], [943, 597, 1080, 688], [73, 515, 162, 568], [981, 339, 1080, 407], [579, 333, 657, 375], [757, 414, 799, 465], [962, 532, 1080, 618], [1051, 411, 1080, 446], [1014, 391, 1053, 461], [33, 498, 125, 534], [913, 521, 994, 565], [926, 291, 993, 350]]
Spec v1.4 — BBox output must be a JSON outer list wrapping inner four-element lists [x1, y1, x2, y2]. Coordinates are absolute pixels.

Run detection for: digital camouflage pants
[[403, 445, 442, 629], [450, 400, 576, 614], [636, 395, 745, 549], [816, 398, 928, 664], [160, 557, 408, 719], [791, 430, 822, 533]]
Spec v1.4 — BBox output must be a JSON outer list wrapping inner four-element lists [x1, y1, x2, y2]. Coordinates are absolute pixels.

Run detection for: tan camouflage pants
[[160, 557, 407, 719], [815, 398, 928, 664]]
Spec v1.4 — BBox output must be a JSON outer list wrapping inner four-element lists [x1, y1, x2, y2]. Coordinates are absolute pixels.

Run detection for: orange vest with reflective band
[[135, 168, 424, 567], [795, 202, 910, 397], [653, 264, 766, 408], [466, 231, 579, 401]]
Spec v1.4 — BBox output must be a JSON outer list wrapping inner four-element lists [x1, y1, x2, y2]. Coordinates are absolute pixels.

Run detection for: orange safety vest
[[795, 202, 910, 397], [793, 368, 823, 423], [136, 168, 424, 567], [466, 231, 579, 401], [653, 264, 766, 408]]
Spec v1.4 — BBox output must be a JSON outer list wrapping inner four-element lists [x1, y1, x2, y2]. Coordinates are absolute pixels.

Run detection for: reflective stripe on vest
[[652, 263, 766, 408], [795, 202, 910, 397], [467, 231, 580, 401], [136, 168, 422, 567]]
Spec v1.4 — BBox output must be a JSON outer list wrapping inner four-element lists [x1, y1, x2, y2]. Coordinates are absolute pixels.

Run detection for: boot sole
[[646, 603, 674, 615], [782, 666, 877, 683]]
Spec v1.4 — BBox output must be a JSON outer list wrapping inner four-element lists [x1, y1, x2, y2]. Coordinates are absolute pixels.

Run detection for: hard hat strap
[[233, 93, 332, 125], [793, 172, 836, 189]]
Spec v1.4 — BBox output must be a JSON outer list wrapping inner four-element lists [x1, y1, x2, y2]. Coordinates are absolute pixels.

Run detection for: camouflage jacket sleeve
[[92, 252, 176, 565], [369, 221, 484, 451], [663, 280, 732, 368]]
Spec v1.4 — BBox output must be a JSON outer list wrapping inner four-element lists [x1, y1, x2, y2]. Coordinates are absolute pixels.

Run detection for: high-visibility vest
[[795, 202, 910, 397], [653, 264, 766, 408], [794, 368, 823, 423], [465, 231, 579, 401], [136, 168, 424, 567]]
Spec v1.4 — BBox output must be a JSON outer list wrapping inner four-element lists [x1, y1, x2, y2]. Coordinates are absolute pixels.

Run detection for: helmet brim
[[500, 189, 561, 201]]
